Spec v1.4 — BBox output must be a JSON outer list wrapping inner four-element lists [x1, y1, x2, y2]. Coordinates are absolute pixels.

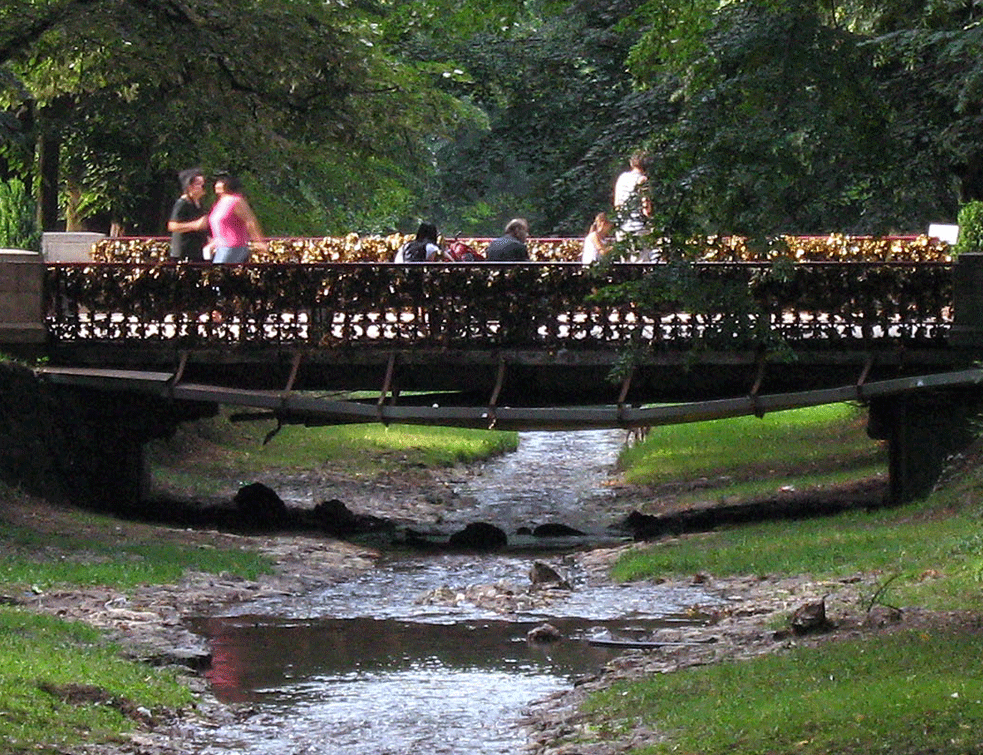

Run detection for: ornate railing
[[44, 260, 953, 350]]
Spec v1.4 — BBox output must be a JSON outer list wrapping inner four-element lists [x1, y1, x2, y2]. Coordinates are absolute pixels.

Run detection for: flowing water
[[191, 429, 719, 754]]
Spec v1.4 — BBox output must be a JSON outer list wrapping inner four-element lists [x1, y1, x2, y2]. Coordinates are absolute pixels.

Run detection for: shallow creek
[[190, 430, 720, 754]]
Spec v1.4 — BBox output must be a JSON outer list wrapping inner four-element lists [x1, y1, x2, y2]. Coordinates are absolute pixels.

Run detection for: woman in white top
[[581, 212, 613, 264]]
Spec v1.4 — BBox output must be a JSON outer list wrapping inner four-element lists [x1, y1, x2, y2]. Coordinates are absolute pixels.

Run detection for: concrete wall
[[41, 231, 105, 262], [0, 249, 45, 344], [868, 388, 983, 503], [0, 361, 216, 511]]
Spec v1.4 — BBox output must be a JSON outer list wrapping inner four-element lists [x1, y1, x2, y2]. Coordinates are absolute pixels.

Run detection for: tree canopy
[[1, 0, 982, 238]]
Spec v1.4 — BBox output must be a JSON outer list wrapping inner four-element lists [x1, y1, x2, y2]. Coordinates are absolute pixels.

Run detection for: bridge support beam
[[868, 388, 983, 504]]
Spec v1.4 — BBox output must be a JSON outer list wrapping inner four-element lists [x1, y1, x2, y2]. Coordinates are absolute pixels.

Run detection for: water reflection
[[192, 430, 718, 754], [196, 615, 696, 755], [200, 616, 632, 703]]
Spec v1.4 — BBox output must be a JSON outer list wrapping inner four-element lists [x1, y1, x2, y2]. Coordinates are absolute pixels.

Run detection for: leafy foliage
[[421, 0, 644, 236], [0, 0, 479, 234], [4, 0, 983, 241], [953, 201, 983, 255], [0, 177, 39, 250]]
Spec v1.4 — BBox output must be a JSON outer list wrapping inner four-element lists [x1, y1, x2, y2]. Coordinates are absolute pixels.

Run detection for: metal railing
[[44, 260, 953, 350]]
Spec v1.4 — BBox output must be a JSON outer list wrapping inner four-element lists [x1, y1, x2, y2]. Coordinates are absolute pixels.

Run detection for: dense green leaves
[[0, 0, 479, 234], [3, 0, 983, 238]]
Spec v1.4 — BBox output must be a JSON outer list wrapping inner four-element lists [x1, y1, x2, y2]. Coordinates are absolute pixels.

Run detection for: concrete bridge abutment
[[867, 388, 983, 504], [0, 361, 216, 513]]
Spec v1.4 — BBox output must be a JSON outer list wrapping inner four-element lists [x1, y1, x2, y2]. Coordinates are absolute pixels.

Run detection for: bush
[[953, 200, 983, 255], [0, 179, 40, 252]]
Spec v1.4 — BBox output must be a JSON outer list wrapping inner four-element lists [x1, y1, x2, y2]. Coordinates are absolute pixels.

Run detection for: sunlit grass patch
[[619, 403, 883, 486], [0, 607, 192, 751], [150, 409, 517, 477], [586, 628, 983, 755], [662, 465, 886, 508]]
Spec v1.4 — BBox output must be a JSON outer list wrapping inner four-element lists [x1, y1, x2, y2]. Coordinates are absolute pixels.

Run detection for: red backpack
[[447, 237, 484, 261]]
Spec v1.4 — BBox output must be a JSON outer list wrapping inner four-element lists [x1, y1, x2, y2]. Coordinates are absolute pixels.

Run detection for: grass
[[0, 607, 193, 753], [149, 409, 518, 481], [589, 405, 983, 755], [0, 487, 275, 752], [611, 506, 948, 584], [619, 403, 883, 488], [586, 629, 983, 755], [0, 521, 273, 592]]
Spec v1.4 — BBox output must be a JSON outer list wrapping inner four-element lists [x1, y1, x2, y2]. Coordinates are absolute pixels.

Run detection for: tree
[[611, 0, 983, 235], [0, 0, 476, 234], [416, 0, 645, 236]]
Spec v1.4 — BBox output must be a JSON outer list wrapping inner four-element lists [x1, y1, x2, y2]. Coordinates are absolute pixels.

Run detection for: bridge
[[4, 239, 983, 510]]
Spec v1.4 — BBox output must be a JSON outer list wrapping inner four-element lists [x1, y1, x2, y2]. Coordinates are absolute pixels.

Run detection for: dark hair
[[178, 168, 203, 192], [415, 222, 438, 244], [214, 172, 242, 193]]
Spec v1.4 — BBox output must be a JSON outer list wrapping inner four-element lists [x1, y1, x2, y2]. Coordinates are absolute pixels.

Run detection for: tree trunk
[[36, 132, 60, 231]]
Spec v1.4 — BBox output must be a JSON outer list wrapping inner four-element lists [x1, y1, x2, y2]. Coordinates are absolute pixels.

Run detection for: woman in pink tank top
[[208, 174, 267, 263]]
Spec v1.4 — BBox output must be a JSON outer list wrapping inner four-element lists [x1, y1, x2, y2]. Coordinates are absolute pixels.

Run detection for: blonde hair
[[590, 212, 611, 235]]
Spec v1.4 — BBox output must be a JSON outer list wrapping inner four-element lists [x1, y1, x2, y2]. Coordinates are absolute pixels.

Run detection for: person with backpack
[[395, 222, 444, 262]]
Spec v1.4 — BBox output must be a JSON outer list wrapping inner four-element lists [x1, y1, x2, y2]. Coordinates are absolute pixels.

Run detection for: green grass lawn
[[0, 608, 194, 753], [591, 405, 983, 755], [619, 403, 883, 488], [586, 628, 983, 755], [0, 489, 273, 753], [150, 409, 517, 480]]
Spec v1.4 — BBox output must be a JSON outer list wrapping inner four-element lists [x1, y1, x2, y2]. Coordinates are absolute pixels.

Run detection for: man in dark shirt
[[485, 218, 530, 261], [168, 168, 208, 261]]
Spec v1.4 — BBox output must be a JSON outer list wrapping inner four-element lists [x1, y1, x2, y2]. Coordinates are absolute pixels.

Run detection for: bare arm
[[167, 215, 208, 233], [234, 198, 268, 249]]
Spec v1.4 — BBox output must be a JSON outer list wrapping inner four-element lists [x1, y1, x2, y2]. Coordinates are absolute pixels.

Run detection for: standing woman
[[208, 173, 267, 263], [581, 211, 612, 264]]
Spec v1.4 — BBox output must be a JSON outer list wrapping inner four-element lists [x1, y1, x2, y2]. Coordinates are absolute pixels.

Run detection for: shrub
[[0, 179, 40, 252], [953, 200, 983, 255]]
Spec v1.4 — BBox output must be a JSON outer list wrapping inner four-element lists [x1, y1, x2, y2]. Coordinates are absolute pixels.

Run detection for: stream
[[190, 429, 721, 754]]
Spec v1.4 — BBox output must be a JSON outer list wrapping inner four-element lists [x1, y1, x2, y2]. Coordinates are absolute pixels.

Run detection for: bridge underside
[[40, 343, 970, 410], [33, 343, 983, 508]]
